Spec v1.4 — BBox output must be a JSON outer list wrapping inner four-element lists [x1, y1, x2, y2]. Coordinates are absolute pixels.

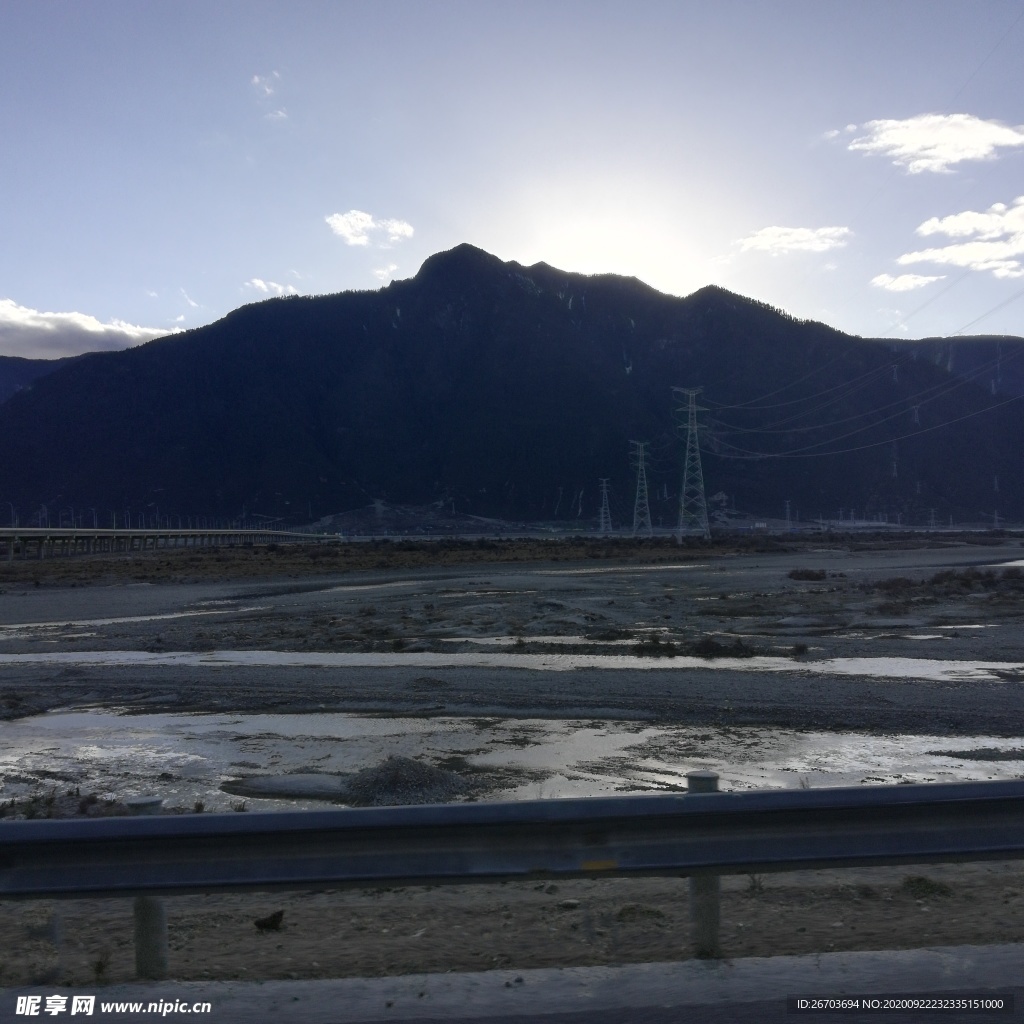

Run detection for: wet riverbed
[[3, 708, 1023, 813]]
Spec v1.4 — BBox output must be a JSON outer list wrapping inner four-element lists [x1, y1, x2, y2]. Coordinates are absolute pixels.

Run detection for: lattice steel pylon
[[630, 441, 652, 537], [598, 478, 613, 535], [674, 387, 710, 541]]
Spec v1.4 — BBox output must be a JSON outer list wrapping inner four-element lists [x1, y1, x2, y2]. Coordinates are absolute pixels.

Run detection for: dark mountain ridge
[[0, 243, 1020, 527], [0, 354, 77, 405]]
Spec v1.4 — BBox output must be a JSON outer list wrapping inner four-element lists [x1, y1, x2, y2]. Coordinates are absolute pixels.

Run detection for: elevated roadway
[[0, 526, 332, 560]]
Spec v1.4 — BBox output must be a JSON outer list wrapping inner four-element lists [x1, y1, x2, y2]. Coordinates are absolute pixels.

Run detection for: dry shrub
[[788, 568, 826, 581]]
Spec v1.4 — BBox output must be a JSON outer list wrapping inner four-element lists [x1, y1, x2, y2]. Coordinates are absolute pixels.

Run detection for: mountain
[[0, 354, 76, 406], [882, 336, 1024, 399], [0, 243, 1021, 527]]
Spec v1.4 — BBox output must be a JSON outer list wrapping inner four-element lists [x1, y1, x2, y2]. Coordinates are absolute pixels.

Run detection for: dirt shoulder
[[4, 863, 1023, 987]]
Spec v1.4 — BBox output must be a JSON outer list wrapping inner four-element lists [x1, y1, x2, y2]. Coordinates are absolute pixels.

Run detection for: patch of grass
[[633, 634, 678, 657], [875, 599, 914, 615], [586, 627, 629, 641], [875, 575, 915, 594], [615, 903, 666, 922], [788, 568, 826, 581], [92, 949, 111, 984], [929, 568, 997, 591], [690, 637, 760, 659], [900, 875, 953, 899]]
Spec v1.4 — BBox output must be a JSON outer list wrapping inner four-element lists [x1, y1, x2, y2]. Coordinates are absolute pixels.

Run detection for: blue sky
[[2, 0, 1024, 358]]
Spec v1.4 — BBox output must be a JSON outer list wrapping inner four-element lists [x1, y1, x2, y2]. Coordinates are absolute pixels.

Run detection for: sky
[[3, 0, 1024, 358]]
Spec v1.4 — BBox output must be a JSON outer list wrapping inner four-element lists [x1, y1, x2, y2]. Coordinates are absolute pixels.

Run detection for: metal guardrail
[[3, 779, 1024, 899], [5, 777, 1024, 976]]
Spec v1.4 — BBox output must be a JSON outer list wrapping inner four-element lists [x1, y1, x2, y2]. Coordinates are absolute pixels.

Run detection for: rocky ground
[[0, 533, 1022, 733], [1, 532, 1023, 983]]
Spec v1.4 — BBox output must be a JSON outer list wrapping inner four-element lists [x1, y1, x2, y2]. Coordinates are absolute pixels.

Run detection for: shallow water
[[0, 606, 268, 641], [0, 648, 1021, 682], [2, 709, 1021, 813]]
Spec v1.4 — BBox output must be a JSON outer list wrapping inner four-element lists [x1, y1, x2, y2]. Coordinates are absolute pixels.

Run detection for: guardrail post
[[128, 797, 168, 979], [686, 770, 721, 958], [133, 897, 168, 979]]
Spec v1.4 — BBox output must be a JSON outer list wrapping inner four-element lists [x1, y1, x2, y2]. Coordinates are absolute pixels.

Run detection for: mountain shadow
[[0, 243, 1020, 528]]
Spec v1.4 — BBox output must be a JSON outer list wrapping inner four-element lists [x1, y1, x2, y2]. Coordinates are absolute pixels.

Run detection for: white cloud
[[737, 225, 851, 255], [244, 278, 299, 296], [325, 210, 415, 247], [378, 218, 414, 243], [265, 109, 288, 121], [897, 195, 1024, 279], [251, 71, 279, 97], [180, 288, 199, 309], [373, 264, 399, 281], [871, 272, 946, 291], [0, 298, 174, 358], [845, 114, 1024, 174], [326, 210, 374, 246]]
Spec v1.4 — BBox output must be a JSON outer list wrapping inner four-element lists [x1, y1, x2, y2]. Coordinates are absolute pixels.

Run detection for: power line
[[880, 270, 975, 337], [712, 389, 1024, 460], [953, 284, 1024, 335], [712, 342, 1024, 439], [821, 6, 1024, 337]]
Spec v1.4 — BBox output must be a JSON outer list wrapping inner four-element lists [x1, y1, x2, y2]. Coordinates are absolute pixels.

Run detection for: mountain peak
[[686, 284, 750, 304], [414, 243, 507, 282]]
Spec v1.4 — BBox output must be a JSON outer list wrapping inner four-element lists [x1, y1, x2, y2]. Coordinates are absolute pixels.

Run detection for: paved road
[[5, 945, 1021, 1024]]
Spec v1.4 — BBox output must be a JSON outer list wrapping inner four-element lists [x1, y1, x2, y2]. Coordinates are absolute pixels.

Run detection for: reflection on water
[[2, 709, 1022, 813], [0, 606, 268, 641], [0, 649, 1021, 681]]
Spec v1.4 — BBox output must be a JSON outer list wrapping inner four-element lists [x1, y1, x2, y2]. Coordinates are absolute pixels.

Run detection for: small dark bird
[[254, 910, 284, 932]]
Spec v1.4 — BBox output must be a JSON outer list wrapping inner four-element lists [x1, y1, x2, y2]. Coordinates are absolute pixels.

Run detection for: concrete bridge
[[0, 527, 333, 561]]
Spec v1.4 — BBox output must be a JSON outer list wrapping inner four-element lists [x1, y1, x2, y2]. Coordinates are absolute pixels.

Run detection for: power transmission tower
[[598, 478, 613, 535], [630, 441, 652, 537], [674, 387, 710, 541]]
